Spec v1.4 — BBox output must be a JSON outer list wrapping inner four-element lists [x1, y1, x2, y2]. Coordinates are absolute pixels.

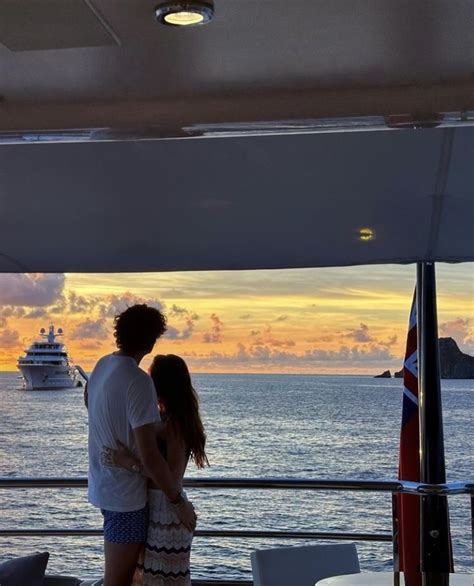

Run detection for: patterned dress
[[133, 489, 193, 585]]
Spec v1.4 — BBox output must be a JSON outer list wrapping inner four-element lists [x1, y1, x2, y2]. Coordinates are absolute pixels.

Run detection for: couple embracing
[[86, 304, 208, 586]]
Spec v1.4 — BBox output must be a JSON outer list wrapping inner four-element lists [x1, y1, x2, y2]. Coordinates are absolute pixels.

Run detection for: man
[[87, 304, 196, 586]]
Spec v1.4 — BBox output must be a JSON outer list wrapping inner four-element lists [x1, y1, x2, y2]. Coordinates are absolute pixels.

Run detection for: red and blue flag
[[397, 290, 421, 585]]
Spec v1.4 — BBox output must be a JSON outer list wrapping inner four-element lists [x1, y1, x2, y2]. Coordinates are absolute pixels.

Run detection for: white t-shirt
[[87, 353, 159, 512]]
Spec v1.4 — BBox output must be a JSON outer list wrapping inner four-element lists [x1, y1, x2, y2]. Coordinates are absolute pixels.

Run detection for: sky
[[0, 263, 472, 374]]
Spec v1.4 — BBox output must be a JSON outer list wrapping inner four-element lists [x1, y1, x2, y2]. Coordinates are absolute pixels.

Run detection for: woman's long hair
[[150, 354, 209, 469]]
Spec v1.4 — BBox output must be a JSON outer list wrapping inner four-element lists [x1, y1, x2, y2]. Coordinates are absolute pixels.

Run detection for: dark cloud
[[348, 323, 374, 343], [0, 306, 25, 318], [68, 292, 97, 314], [188, 341, 395, 368], [165, 326, 182, 340], [78, 341, 104, 351], [165, 316, 199, 340], [0, 274, 65, 307], [53, 291, 101, 315], [164, 305, 199, 340], [0, 328, 21, 347], [203, 314, 223, 344], [0, 317, 6, 328], [305, 344, 394, 362], [99, 293, 164, 319], [49, 296, 67, 314], [310, 326, 396, 350], [190, 343, 299, 366], [239, 314, 252, 320], [50, 291, 163, 319], [275, 315, 288, 322], [169, 304, 188, 316], [71, 318, 109, 340], [24, 308, 49, 319], [249, 325, 295, 348]]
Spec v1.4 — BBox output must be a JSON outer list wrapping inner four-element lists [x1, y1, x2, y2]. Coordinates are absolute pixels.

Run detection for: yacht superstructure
[[17, 325, 81, 390]]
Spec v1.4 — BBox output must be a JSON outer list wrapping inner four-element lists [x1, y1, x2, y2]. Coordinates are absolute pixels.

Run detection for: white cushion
[[251, 543, 360, 586]]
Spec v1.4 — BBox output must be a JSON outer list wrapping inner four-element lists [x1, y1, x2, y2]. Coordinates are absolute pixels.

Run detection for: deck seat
[[43, 576, 81, 585], [251, 543, 360, 586]]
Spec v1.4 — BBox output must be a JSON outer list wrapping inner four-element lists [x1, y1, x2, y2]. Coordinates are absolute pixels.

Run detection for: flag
[[397, 290, 421, 585]]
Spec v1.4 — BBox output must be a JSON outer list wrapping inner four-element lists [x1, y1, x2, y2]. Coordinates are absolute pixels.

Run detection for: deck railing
[[0, 477, 473, 585]]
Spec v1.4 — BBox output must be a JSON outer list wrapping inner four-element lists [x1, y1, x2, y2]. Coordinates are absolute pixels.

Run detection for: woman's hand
[[101, 441, 142, 473], [174, 498, 197, 532]]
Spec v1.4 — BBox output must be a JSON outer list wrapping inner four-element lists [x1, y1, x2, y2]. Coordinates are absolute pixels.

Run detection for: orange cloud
[[0, 263, 472, 373]]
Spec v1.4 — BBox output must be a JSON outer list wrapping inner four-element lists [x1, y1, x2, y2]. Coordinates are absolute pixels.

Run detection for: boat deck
[[1, 476, 472, 584]]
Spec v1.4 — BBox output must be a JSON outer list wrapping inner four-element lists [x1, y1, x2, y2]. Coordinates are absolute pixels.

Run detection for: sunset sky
[[0, 263, 472, 374]]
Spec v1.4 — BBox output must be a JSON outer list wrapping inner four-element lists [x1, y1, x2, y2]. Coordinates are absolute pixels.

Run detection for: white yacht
[[17, 325, 81, 390]]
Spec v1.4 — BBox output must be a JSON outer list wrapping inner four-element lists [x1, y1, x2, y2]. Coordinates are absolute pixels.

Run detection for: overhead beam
[[1, 81, 473, 137]]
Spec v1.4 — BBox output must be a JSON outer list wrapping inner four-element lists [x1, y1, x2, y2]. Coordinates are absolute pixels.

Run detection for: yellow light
[[164, 10, 205, 25], [155, 2, 214, 26], [359, 227, 376, 242]]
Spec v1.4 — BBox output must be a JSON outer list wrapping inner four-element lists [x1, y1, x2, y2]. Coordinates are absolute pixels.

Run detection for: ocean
[[0, 372, 472, 580]]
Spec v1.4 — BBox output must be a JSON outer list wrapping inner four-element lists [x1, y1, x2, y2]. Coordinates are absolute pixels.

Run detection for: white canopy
[[0, 0, 472, 272]]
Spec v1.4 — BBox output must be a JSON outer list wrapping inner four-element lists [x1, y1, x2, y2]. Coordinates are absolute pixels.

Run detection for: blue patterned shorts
[[101, 505, 148, 544]]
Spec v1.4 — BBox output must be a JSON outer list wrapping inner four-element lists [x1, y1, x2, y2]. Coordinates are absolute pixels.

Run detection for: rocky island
[[375, 337, 474, 379]]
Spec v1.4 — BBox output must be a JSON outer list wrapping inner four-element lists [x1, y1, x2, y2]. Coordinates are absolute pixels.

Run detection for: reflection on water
[[0, 373, 472, 579]]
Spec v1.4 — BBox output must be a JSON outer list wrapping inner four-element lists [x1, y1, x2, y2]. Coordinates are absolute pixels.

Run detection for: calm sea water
[[0, 372, 472, 580]]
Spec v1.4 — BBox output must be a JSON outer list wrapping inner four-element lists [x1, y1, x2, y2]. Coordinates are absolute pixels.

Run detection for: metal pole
[[392, 493, 400, 573], [471, 495, 474, 562], [417, 262, 452, 586], [392, 493, 401, 586]]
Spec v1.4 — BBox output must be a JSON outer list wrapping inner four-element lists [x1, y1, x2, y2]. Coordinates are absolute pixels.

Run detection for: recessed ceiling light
[[358, 227, 376, 242], [155, 1, 214, 26]]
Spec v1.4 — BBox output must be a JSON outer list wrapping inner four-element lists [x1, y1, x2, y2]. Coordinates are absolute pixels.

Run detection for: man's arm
[[133, 423, 196, 531], [132, 423, 178, 496]]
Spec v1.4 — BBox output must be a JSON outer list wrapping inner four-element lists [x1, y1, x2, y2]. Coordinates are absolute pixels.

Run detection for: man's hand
[[173, 498, 197, 532], [101, 442, 141, 473]]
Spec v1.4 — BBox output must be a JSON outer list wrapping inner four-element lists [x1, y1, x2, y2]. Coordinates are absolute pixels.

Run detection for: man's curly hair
[[114, 304, 167, 352]]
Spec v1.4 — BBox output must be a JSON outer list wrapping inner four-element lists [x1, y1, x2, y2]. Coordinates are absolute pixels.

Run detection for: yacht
[[17, 325, 81, 390]]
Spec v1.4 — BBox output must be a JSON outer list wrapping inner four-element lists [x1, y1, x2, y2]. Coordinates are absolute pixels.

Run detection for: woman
[[104, 354, 208, 585]]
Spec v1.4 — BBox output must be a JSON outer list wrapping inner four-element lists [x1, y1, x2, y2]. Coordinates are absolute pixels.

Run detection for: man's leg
[[102, 506, 148, 586], [104, 540, 143, 586]]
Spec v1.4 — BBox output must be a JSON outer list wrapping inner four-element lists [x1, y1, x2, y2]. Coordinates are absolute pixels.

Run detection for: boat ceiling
[[0, 0, 473, 272]]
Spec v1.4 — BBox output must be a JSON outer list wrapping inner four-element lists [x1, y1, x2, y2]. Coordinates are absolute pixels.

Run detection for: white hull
[[17, 364, 79, 390]]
